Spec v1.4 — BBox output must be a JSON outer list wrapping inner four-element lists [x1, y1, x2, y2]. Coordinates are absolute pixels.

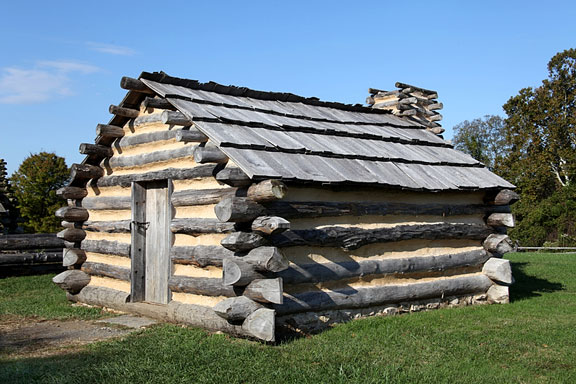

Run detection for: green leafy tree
[[452, 115, 508, 170], [0, 158, 20, 233], [10, 152, 69, 233], [500, 49, 576, 246]]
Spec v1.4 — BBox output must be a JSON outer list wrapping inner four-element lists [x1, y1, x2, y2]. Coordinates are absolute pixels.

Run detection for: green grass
[[0, 274, 105, 320], [1, 252, 575, 383]]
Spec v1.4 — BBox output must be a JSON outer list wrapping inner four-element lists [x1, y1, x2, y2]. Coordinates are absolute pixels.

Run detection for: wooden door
[[130, 180, 171, 304]]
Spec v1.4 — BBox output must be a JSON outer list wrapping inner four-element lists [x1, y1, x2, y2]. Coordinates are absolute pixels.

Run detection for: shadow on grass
[[0, 349, 97, 384], [510, 261, 564, 301]]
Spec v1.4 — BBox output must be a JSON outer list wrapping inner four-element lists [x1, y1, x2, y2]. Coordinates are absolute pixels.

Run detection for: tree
[[0, 158, 20, 233], [501, 49, 576, 200], [500, 49, 576, 246], [452, 115, 508, 170], [10, 152, 69, 233]]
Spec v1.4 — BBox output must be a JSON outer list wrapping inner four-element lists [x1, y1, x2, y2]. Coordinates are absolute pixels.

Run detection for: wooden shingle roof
[[138, 72, 514, 191]]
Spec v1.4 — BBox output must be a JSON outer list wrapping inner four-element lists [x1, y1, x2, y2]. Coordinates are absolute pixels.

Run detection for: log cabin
[[53, 72, 518, 342]]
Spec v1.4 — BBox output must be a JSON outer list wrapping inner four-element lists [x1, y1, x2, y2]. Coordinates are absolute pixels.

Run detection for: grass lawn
[[1, 252, 575, 383]]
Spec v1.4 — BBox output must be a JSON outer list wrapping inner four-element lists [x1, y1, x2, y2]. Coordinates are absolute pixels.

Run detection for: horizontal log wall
[[225, 185, 500, 316]]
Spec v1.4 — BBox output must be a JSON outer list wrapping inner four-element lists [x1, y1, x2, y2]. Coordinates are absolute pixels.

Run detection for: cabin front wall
[[78, 105, 234, 311]]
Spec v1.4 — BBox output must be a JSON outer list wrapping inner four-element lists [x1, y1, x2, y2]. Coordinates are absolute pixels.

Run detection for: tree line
[[453, 49, 576, 247], [0, 153, 68, 234]]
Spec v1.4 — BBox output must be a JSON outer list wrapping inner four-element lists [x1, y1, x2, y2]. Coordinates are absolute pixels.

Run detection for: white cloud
[[38, 60, 100, 74], [0, 61, 100, 104], [87, 42, 136, 56]]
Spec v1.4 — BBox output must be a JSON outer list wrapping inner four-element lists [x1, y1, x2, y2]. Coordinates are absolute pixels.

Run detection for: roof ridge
[[139, 71, 396, 115]]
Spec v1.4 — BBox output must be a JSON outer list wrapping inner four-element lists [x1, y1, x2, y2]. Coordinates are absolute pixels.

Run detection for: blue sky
[[1, 1, 575, 175]]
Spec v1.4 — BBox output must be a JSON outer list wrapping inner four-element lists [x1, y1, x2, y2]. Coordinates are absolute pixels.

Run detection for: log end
[[53, 270, 91, 293], [241, 308, 275, 342], [213, 296, 263, 322], [482, 258, 514, 285]]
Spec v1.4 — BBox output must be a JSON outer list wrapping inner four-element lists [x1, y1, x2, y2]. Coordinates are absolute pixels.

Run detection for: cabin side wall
[[211, 183, 516, 334]]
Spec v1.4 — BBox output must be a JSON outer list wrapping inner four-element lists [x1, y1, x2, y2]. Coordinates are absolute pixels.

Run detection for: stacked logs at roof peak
[[367, 82, 444, 135]]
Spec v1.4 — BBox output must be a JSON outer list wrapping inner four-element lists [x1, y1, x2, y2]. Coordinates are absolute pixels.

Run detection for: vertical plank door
[[144, 180, 171, 304], [130, 180, 172, 304]]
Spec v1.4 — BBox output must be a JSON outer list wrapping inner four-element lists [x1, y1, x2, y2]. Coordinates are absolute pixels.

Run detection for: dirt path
[[0, 315, 157, 359]]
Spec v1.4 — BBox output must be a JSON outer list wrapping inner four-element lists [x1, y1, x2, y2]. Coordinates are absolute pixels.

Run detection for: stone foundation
[[276, 292, 493, 336]]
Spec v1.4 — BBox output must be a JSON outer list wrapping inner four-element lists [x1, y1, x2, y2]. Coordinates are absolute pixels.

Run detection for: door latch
[[131, 221, 150, 230]]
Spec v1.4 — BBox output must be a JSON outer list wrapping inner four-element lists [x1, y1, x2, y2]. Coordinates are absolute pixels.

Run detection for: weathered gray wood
[[70, 163, 104, 181], [131, 182, 146, 302], [247, 180, 287, 202], [243, 246, 289, 272], [55, 206, 89, 221], [395, 82, 437, 96], [193, 143, 229, 164], [241, 308, 275, 342], [221, 232, 268, 252], [482, 258, 514, 285], [483, 234, 515, 256], [492, 189, 520, 206], [244, 278, 283, 304], [213, 296, 264, 322], [96, 124, 125, 138], [62, 248, 87, 267], [96, 165, 216, 187], [130, 113, 163, 127], [120, 77, 155, 94], [79, 143, 113, 158], [68, 286, 271, 341], [0, 251, 62, 265], [279, 249, 489, 285], [427, 127, 445, 135], [175, 128, 208, 143], [251, 216, 290, 235], [223, 257, 266, 286], [142, 97, 175, 110], [81, 239, 130, 257], [428, 102, 443, 110], [486, 213, 515, 228], [217, 200, 510, 223], [171, 187, 237, 207], [57, 228, 86, 242], [170, 245, 235, 267], [116, 129, 180, 147], [215, 197, 267, 223], [83, 220, 131, 233], [144, 180, 171, 304], [81, 196, 131, 210], [52, 270, 90, 293], [0, 234, 64, 250], [107, 146, 194, 169], [169, 275, 238, 296], [275, 274, 492, 315], [56, 187, 88, 200], [270, 223, 493, 250], [162, 111, 192, 126], [109, 104, 139, 118], [82, 261, 130, 281], [170, 218, 236, 234], [60, 220, 76, 229], [215, 167, 251, 187]]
